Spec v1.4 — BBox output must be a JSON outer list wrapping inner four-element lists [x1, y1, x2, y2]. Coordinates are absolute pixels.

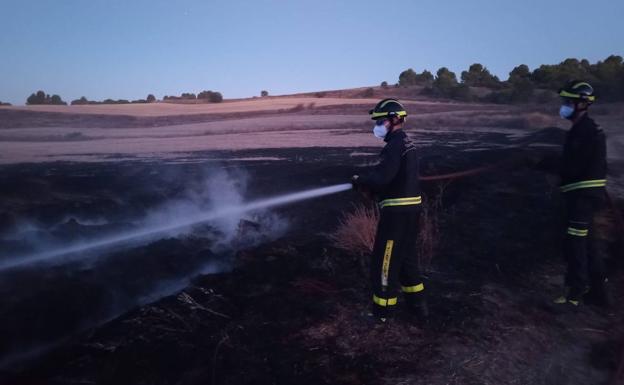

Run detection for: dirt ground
[[0, 98, 623, 385]]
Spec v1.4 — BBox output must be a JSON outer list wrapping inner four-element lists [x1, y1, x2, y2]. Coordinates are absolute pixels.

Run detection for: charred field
[[0, 113, 623, 384]]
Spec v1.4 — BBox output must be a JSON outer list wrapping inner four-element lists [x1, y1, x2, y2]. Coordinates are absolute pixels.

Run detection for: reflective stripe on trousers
[[560, 179, 606, 193], [379, 196, 422, 209]]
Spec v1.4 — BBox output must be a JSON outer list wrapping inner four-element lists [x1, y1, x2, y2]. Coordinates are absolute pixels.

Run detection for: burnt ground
[[0, 128, 623, 385]]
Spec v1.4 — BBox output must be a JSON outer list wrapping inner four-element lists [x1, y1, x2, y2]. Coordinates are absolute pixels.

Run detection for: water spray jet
[[0, 183, 353, 271]]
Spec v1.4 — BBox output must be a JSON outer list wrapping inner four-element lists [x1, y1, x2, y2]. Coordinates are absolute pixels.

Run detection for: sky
[[0, 0, 623, 105]]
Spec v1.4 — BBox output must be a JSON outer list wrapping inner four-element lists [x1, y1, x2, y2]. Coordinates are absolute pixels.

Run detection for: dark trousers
[[563, 192, 606, 297], [370, 206, 424, 317]]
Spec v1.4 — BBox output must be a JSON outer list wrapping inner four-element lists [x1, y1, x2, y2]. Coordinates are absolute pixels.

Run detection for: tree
[[261, 90, 269, 97], [26, 90, 66, 105], [147, 94, 156, 103], [418, 70, 434, 84], [461, 63, 500, 88], [209, 92, 223, 103], [50, 94, 66, 105], [27, 90, 46, 105], [433, 67, 458, 95], [381, 81, 388, 88], [509, 64, 531, 84], [589, 55, 624, 100], [399, 68, 434, 86], [399, 68, 419, 86], [197, 90, 223, 103], [531, 58, 594, 89], [71, 96, 89, 105]]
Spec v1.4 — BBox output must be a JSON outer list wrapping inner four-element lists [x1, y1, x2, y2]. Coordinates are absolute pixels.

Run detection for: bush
[[0, 101, 11, 106], [481, 78, 534, 104], [147, 94, 156, 103], [261, 90, 269, 97], [510, 78, 535, 103], [534, 90, 557, 105], [450, 83, 473, 101], [381, 81, 388, 88], [362, 87, 374, 97], [314, 91, 326, 98]]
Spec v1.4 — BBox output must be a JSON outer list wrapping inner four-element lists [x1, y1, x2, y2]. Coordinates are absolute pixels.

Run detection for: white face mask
[[373, 122, 388, 139], [559, 105, 575, 119]]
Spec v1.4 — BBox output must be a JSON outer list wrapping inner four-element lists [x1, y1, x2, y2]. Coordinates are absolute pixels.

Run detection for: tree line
[[395, 55, 624, 103], [163, 90, 223, 103], [24, 90, 224, 105]]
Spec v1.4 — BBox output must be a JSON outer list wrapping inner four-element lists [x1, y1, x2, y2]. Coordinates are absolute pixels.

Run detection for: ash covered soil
[[0, 128, 623, 385]]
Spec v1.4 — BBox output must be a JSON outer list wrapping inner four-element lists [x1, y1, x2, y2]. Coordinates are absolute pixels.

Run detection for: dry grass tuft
[[328, 203, 379, 256], [329, 185, 446, 272]]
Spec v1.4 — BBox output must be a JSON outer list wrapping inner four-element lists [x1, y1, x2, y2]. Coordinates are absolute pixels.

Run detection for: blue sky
[[0, 0, 622, 105]]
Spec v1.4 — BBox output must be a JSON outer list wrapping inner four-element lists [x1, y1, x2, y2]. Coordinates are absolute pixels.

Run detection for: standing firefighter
[[554, 80, 609, 307], [352, 98, 428, 323]]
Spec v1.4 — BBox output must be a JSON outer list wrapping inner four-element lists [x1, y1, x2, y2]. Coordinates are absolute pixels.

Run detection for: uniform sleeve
[[358, 141, 402, 192], [586, 130, 607, 178]]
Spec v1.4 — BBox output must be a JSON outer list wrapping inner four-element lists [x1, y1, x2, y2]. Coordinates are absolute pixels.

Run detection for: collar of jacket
[[384, 128, 406, 143], [571, 113, 596, 133]]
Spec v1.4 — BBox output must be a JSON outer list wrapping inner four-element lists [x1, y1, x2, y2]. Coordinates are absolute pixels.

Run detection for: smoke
[[0, 167, 289, 270], [141, 167, 287, 250]]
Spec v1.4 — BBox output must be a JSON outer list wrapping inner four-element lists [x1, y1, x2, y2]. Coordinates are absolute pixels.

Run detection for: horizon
[[1, 0, 623, 106]]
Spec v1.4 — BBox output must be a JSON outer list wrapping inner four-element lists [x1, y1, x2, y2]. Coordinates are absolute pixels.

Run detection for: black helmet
[[559, 80, 596, 104], [369, 98, 408, 120]]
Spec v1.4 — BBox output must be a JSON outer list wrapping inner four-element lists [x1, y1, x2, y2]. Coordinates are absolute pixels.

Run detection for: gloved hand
[[351, 175, 373, 200]]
